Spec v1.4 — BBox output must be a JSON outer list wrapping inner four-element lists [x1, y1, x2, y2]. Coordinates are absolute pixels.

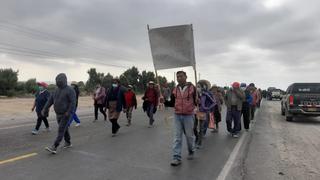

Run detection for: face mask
[[241, 87, 246, 91], [39, 86, 44, 91], [112, 84, 117, 88]]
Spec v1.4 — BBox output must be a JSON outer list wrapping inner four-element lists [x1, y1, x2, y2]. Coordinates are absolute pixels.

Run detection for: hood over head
[[56, 73, 68, 88]]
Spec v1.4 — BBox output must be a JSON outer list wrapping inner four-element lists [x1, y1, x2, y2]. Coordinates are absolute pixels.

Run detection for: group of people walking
[[164, 71, 262, 166], [30, 72, 261, 166]]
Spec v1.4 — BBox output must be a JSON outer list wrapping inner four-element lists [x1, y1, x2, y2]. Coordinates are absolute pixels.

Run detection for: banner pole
[[148, 25, 163, 108]]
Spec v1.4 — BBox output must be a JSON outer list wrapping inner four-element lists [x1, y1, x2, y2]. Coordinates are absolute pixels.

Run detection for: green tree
[[139, 70, 155, 92], [25, 78, 37, 94], [158, 76, 168, 86], [119, 66, 140, 88], [85, 68, 104, 92], [77, 81, 86, 95], [102, 73, 113, 89], [0, 68, 18, 96], [15, 82, 26, 92]]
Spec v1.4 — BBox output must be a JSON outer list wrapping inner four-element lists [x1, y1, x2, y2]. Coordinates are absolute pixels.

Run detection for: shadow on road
[[289, 117, 320, 125]]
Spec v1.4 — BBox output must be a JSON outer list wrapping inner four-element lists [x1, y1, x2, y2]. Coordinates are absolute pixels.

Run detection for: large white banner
[[148, 24, 196, 70]]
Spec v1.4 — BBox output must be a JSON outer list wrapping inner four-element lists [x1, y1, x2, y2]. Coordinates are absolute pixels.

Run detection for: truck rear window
[[292, 85, 320, 93]]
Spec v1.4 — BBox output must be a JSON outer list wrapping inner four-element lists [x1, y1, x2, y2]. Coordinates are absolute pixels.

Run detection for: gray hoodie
[[43, 73, 76, 116], [225, 88, 245, 111]]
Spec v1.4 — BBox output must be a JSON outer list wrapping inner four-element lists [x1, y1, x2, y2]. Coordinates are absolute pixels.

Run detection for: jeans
[[173, 114, 195, 161], [226, 107, 241, 134], [68, 109, 80, 126], [147, 104, 155, 125]]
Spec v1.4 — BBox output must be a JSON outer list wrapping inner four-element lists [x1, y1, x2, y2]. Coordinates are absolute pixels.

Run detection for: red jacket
[[143, 88, 159, 106], [124, 91, 137, 108], [172, 84, 196, 115]]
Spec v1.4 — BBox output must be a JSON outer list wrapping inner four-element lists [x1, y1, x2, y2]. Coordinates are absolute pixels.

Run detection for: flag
[[148, 24, 196, 70]]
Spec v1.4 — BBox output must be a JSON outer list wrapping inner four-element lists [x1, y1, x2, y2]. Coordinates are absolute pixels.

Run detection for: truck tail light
[[289, 95, 294, 106]]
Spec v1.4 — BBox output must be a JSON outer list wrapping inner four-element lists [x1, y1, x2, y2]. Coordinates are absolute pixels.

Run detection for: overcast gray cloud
[[0, 0, 319, 89]]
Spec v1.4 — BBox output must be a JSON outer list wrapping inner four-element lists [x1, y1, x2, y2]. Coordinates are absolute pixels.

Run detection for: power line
[[0, 48, 129, 68], [0, 43, 67, 58], [0, 42, 130, 68], [0, 20, 136, 62]]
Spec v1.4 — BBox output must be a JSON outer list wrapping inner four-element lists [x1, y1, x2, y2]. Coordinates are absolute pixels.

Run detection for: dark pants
[[94, 104, 106, 120], [242, 107, 251, 130], [35, 114, 49, 130], [110, 119, 120, 134], [54, 114, 71, 148], [147, 104, 155, 125], [194, 117, 206, 146], [203, 115, 209, 135], [250, 105, 256, 120], [226, 106, 241, 134], [214, 107, 221, 128]]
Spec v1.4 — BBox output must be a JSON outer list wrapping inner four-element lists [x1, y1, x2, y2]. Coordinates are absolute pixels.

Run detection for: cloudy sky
[[0, 0, 319, 90]]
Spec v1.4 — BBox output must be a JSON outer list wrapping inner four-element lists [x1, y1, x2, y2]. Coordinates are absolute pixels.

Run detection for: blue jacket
[[35, 90, 50, 115]]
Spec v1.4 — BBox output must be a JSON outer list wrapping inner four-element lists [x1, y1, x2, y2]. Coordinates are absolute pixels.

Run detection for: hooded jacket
[[225, 88, 245, 111], [43, 73, 76, 115]]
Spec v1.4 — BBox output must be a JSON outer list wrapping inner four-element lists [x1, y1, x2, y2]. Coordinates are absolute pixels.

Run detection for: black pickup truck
[[281, 83, 320, 121]]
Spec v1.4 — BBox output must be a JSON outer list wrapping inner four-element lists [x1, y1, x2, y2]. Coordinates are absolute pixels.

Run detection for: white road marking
[[216, 107, 260, 180]]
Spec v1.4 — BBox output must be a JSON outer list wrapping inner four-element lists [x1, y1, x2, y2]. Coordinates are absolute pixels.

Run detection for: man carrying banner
[[148, 24, 197, 166], [164, 71, 198, 166]]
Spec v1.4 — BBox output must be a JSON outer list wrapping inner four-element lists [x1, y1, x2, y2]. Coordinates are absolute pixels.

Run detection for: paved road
[[0, 107, 242, 180], [244, 100, 320, 180]]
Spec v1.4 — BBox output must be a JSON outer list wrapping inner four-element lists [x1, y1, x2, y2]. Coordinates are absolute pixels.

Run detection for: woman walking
[[106, 79, 126, 136], [31, 82, 50, 135]]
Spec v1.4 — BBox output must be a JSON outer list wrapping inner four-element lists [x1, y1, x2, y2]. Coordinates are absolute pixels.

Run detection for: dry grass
[[0, 95, 144, 118]]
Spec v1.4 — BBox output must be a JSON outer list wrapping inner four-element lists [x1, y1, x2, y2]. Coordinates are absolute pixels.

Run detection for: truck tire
[[286, 116, 293, 122], [285, 110, 293, 121], [281, 107, 285, 116]]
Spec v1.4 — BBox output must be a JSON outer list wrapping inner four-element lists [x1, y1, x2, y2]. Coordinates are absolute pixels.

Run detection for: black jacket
[[43, 73, 76, 115]]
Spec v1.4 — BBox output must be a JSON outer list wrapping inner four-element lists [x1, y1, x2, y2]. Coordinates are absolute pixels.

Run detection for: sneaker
[[245, 129, 249, 132], [170, 159, 181, 166], [44, 127, 51, 132], [232, 134, 239, 138], [31, 130, 39, 135], [111, 133, 117, 137], [75, 123, 81, 127], [187, 153, 194, 160], [63, 143, 72, 149], [93, 119, 97, 123], [45, 146, 57, 154], [148, 124, 154, 128], [195, 144, 202, 149]]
